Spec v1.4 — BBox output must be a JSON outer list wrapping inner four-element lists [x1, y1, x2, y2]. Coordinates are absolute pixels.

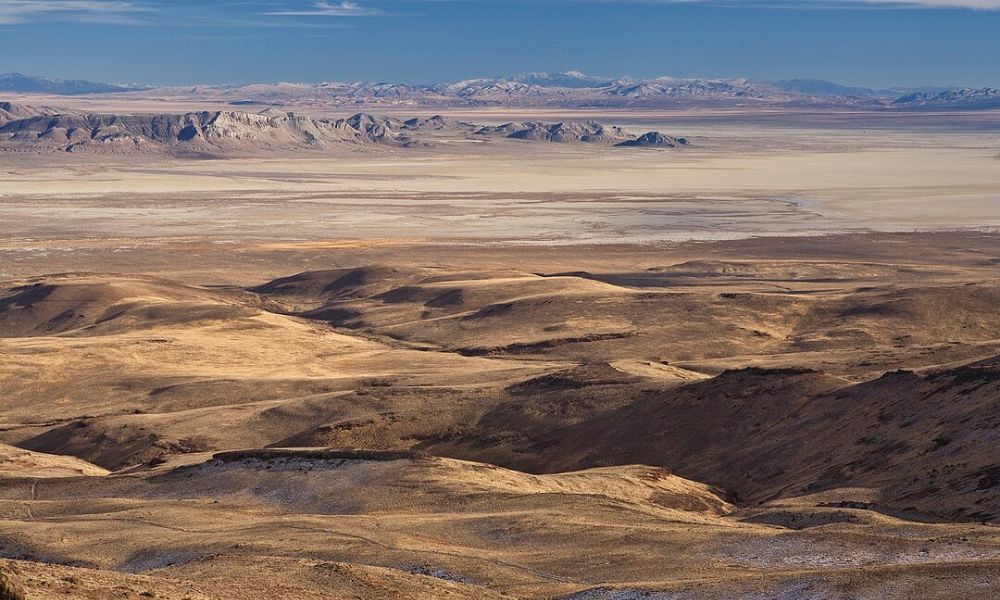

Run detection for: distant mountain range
[[3, 71, 997, 110], [0, 73, 144, 95], [771, 79, 950, 99], [892, 87, 1000, 109]]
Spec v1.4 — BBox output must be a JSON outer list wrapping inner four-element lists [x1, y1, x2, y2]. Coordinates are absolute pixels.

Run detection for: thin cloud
[[264, 1, 380, 16], [396, 0, 1000, 9], [856, 0, 1000, 7], [0, 0, 145, 24], [639, 0, 1000, 8]]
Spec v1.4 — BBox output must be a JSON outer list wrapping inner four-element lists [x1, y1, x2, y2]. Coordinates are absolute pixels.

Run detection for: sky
[[1, 0, 999, 88]]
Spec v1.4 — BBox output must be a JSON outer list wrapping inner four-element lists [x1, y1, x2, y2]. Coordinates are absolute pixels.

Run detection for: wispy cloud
[[0, 0, 146, 24], [391, 0, 1000, 9], [1, 0, 994, 29], [629, 0, 1000, 8], [264, 1, 379, 16], [853, 0, 1000, 7]]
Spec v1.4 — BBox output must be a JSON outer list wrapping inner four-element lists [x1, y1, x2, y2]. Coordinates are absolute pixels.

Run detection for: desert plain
[[1, 101, 1000, 599]]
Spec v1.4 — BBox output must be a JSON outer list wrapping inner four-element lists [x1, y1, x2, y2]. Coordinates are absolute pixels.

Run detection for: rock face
[[0, 101, 58, 124], [0, 109, 361, 154], [616, 132, 689, 148], [0, 109, 419, 154]]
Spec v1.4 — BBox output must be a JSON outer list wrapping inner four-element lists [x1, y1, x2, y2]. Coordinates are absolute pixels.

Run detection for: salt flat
[[3, 128, 999, 252]]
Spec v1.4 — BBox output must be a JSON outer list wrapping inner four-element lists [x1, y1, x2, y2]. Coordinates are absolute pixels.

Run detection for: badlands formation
[[0, 95, 999, 599], [0, 101, 683, 155]]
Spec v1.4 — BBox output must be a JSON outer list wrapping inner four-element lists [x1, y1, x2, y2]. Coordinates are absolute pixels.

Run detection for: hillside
[[4, 448, 1000, 599], [1, 238, 1000, 598]]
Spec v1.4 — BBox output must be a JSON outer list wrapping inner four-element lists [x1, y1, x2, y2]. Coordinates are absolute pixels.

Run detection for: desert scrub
[[0, 567, 26, 600], [213, 448, 428, 462]]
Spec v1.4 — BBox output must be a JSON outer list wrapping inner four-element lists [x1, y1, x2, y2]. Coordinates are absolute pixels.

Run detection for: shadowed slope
[[424, 359, 1000, 521], [254, 266, 1000, 377]]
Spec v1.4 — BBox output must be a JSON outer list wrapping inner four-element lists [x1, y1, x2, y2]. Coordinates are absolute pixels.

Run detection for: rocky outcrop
[[477, 120, 634, 144], [0, 104, 690, 155], [0, 109, 399, 154], [616, 132, 689, 148]]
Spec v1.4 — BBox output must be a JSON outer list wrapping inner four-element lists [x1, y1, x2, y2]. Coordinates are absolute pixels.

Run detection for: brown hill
[[0, 274, 258, 337], [2, 448, 999, 599], [0, 444, 108, 478], [0, 272, 549, 469], [2, 256, 1000, 598], [254, 267, 1000, 378], [250, 266, 431, 308]]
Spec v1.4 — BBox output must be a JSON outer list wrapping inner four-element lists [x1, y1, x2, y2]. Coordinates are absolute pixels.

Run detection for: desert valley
[[0, 68, 999, 600]]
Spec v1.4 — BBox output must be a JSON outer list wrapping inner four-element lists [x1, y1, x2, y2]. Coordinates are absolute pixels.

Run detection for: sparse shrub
[[214, 448, 428, 462], [932, 435, 952, 449], [0, 568, 27, 600]]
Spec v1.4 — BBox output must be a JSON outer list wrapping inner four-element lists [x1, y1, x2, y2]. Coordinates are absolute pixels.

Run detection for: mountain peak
[[506, 71, 615, 89]]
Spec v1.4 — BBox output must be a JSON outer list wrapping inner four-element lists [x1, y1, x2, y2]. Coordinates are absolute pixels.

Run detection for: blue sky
[[1, 0, 999, 87]]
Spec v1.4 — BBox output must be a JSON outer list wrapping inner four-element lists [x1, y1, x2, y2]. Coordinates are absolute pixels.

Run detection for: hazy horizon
[[0, 68, 977, 91]]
